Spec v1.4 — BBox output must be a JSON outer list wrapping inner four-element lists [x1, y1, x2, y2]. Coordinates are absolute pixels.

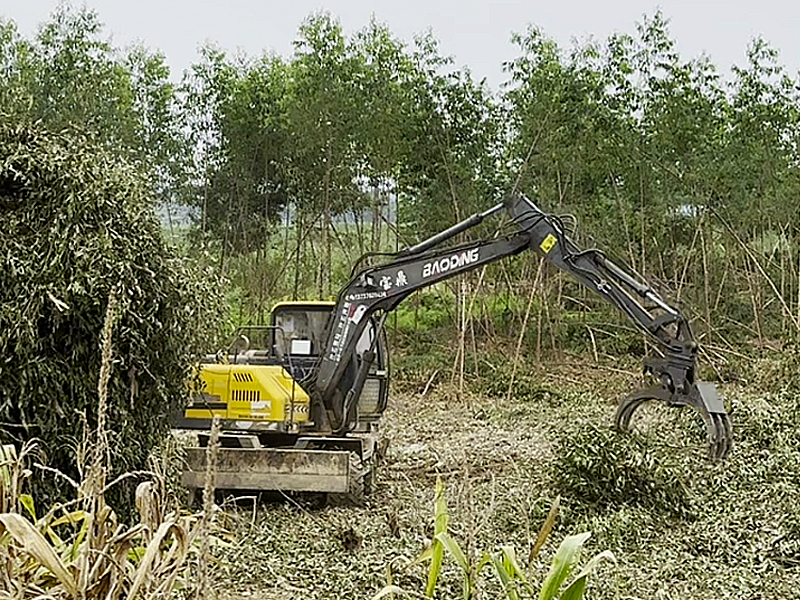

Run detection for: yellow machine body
[[184, 363, 310, 425], [176, 300, 388, 433]]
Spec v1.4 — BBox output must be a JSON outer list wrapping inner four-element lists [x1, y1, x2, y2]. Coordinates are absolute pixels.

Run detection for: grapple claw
[[614, 382, 732, 459]]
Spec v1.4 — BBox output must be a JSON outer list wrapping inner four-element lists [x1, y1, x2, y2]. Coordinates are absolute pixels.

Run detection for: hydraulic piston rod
[[398, 203, 504, 257]]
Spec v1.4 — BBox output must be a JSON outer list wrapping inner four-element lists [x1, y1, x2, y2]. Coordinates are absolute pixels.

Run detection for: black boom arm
[[313, 193, 732, 458], [314, 223, 530, 405]]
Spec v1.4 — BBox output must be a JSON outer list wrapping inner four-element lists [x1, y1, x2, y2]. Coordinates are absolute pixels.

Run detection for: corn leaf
[[561, 576, 587, 600], [433, 476, 449, 536], [68, 511, 90, 563], [413, 543, 434, 566], [489, 554, 521, 600], [43, 524, 64, 549], [373, 585, 409, 599], [538, 532, 591, 600], [44, 509, 86, 549], [426, 538, 443, 597], [19, 494, 36, 521], [425, 476, 448, 597], [477, 551, 492, 574], [437, 531, 472, 600], [501, 546, 528, 586], [50, 510, 88, 528], [0, 445, 16, 488], [0, 513, 78, 597], [437, 532, 468, 572], [128, 520, 185, 599], [559, 550, 616, 600], [529, 496, 559, 566]]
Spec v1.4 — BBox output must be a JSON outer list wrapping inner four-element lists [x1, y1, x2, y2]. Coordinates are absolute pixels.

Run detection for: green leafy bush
[[0, 118, 221, 513], [553, 424, 691, 517]]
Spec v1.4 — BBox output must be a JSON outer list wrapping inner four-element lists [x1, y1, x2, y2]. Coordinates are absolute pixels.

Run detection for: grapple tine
[[709, 411, 733, 460], [614, 382, 732, 460], [694, 382, 732, 459], [613, 384, 670, 431]]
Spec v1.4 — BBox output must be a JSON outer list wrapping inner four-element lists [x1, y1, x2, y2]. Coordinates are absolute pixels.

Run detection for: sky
[[3, 0, 800, 90]]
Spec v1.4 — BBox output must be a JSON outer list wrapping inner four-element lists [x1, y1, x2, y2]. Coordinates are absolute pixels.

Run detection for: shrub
[[552, 424, 692, 517], [0, 118, 220, 513]]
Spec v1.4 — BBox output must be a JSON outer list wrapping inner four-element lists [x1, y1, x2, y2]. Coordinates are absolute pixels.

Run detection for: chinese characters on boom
[[328, 269, 410, 361], [379, 269, 409, 291]]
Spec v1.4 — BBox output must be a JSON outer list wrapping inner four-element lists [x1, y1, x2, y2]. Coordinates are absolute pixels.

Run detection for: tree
[[0, 6, 184, 205], [396, 32, 503, 242], [181, 46, 293, 256]]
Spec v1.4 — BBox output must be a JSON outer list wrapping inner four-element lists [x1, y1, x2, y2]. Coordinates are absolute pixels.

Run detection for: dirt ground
[[207, 362, 800, 600]]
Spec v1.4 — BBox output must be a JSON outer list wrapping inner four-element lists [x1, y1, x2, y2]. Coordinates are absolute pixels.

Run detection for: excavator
[[177, 193, 732, 502]]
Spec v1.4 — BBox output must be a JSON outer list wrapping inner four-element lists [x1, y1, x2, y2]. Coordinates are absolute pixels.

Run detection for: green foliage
[[396, 34, 503, 243], [377, 479, 614, 600], [392, 291, 455, 340], [504, 11, 800, 353], [750, 343, 800, 393], [733, 390, 800, 453], [0, 6, 185, 204], [178, 11, 505, 304], [7, 6, 800, 359], [553, 424, 691, 517], [181, 46, 292, 254], [0, 119, 220, 512]]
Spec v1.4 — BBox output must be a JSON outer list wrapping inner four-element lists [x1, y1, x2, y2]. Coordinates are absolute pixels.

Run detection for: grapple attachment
[[614, 380, 732, 459]]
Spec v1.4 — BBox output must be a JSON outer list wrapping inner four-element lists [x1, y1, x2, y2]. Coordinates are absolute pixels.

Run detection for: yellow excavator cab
[[176, 301, 389, 502]]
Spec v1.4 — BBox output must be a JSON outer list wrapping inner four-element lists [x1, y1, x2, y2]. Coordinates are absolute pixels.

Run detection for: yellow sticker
[[540, 233, 557, 253]]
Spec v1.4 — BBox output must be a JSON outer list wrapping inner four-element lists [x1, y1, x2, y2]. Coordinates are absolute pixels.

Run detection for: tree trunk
[[700, 220, 712, 343]]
